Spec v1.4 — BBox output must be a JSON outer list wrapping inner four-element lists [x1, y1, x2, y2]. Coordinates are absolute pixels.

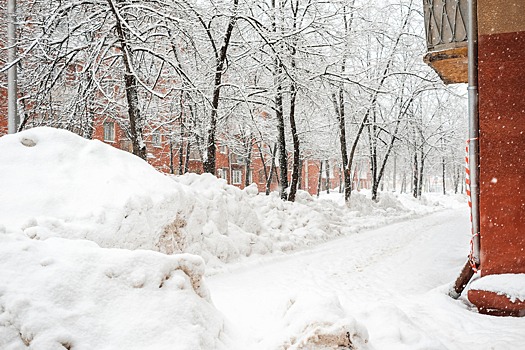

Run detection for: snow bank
[[272, 292, 370, 350], [469, 273, 525, 303], [0, 127, 465, 273], [0, 127, 185, 250], [0, 232, 230, 350]]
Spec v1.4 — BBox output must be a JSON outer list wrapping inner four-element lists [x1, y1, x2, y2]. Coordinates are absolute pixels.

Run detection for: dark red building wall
[[477, 2, 525, 276], [0, 88, 7, 136]]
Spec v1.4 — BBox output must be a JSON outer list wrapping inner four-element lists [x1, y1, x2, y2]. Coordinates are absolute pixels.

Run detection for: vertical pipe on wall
[[7, 0, 19, 134], [467, 0, 481, 266]]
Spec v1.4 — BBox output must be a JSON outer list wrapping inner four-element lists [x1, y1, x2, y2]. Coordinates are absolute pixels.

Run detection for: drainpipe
[[7, 0, 19, 134], [467, 0, 481, 268], [451, 0, 481, 298]]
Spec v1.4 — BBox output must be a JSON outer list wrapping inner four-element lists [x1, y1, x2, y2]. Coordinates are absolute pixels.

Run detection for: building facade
[[424, 0, 525, 316]]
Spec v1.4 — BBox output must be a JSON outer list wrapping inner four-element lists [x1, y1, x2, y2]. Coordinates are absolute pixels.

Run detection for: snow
[[208, 210, 525, 349], [0, 127, 459, 274], [470, 274, 525, 303], [1, 127, 524, 350], [0, 234, 230, 350]]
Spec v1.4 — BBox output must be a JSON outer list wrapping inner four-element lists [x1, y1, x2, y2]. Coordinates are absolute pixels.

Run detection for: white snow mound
[[0, 127, 184, 250], [0, 127, 463, 272], [272, 292, 370, 350], [0, 232, 229, 350]]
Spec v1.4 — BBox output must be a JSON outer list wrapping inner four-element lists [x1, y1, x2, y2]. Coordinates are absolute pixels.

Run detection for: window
[[219, 145, 228, 154], [232, 170, 242, 185], [103, 121, 115, 142], [258, 169, 266, 184], [234, 154, 246, 165], [152, 131, 161, 147], [217, 168, 228, 181], [189, 148, 201, 161]]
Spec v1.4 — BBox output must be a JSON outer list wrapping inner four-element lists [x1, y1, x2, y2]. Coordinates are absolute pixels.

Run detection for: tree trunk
[[266, 145, 278, 195], [334, 2, 355, 204], [316, 162, 323, 197], [412, 148, 418, 198], [401, 170, 406, 193], [169, 141, 175, 174], [178, 125, 184, 175], [245, 138, 252, 187], [392, 154, 397, 192], [371, 117, 402, 201], [275, 67, 287, 199], [367, 109, 378, 201], [271, 0, 288, 200], [297, 159, 303, 190], [107, 0, 146, 160], [418, 147, 425, 198], [184, 141, 191, 174], [454, 164, 460, 194], [287, 1, 300, 202], [287, 83, 300, 202], [332, 88, 352, 203], [203, 0, 239, 174], [324, 160, 330, 194], [257, 142, 269, 189], [442, 157, 446, 195]]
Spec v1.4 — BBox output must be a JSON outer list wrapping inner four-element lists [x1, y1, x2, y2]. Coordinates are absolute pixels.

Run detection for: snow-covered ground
[[1, 128, 524, 349], [208, 209, 525, 349], [0, 127, 461, 274]]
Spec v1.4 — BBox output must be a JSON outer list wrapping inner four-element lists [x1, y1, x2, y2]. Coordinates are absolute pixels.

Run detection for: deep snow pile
[[0, 127, 185, 250], [0, 232, 230, 350], [0, 127, 464, 273], [0, 128, 475, 349], [268, 291, 370, 350]]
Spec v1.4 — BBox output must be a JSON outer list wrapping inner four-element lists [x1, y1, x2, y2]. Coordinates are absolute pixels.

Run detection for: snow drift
[[0, 127, 462, 272], [0, 233, 230, 350], [0, 127, 473, 349]]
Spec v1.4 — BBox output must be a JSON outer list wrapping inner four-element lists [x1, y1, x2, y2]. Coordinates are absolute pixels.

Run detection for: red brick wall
[[478, 30, 525, 276], [145, 130, 172, 174], [0, 88, 7, 136], [92, 117, 126, 149]]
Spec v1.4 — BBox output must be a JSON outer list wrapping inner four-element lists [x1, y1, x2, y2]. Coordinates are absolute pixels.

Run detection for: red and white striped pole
[[466, 140, 478, 272]]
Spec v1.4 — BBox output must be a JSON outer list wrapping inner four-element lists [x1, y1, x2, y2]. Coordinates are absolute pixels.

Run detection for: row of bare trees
[[1, 0, 467, 203]]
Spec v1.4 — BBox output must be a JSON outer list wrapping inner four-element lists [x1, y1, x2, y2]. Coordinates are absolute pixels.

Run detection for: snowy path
[[208, 208, 525, 350]]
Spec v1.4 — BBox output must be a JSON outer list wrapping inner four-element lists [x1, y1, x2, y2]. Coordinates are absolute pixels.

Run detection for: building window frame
[[232, 169, 242, 185], [218, 168, 228, 181], [103, 121, 115, 142], [152, 131, 161, 147]]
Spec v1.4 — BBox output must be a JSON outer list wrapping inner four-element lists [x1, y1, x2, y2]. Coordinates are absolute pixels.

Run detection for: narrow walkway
[[208, 208, 525, 349]]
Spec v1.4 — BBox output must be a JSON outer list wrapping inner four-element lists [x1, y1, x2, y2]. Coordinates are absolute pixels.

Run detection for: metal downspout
[[468, 0, 481, 267], [450, 0, 481, 298]]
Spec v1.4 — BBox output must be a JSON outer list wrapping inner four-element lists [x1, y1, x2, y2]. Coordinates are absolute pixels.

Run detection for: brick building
[[81, 115, 348, 196], [424, 0, 525, 316], [0, 89, 6, 135]]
